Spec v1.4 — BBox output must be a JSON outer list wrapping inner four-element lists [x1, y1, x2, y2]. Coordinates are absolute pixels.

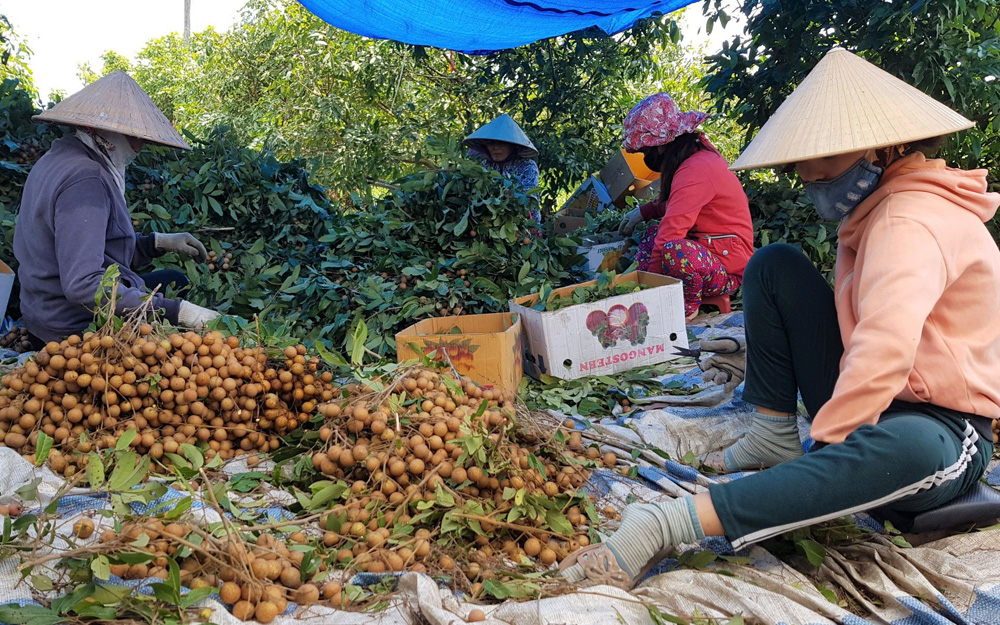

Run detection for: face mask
[[643, 149, 664, 172], [803, 158, 883, 221]]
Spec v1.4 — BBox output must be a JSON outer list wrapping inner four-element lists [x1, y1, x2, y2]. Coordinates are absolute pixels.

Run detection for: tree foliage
[[702, 0, 1000, 177], [79, 1, 731, 209], [697, 0, 1000, 280], [0, 15, 34, 98]]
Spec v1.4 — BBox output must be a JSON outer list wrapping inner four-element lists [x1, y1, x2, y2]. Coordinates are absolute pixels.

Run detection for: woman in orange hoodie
[[559, 49, 1000, 588]]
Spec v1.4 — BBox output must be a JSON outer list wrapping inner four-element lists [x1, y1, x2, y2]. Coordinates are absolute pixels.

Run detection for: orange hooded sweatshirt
[[810, 153, 1000, 444]]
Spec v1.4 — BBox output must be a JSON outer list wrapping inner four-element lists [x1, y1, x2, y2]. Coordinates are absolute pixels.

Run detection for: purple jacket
[[13, 136, 180, 341]]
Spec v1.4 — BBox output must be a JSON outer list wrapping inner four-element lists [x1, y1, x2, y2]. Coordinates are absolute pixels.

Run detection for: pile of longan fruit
[[0, 326, 32, 353], [0, 325, 338, 476], [304, 367, 616, 582], [72, 519, 353, 624]]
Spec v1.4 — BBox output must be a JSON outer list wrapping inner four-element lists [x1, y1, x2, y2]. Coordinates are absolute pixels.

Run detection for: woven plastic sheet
[[297, 0, 698, 53]]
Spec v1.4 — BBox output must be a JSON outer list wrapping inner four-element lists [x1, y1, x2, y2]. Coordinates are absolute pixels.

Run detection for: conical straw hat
[[33, 71, 190, 150], [730, 49, 973, 171], [464, 114, 538, 159]]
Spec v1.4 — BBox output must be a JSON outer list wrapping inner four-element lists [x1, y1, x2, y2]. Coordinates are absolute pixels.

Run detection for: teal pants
[[709, 245, 994, 549]]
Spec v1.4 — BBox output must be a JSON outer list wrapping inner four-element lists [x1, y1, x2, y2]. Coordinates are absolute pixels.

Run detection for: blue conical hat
[[464, 114, 538, 159]]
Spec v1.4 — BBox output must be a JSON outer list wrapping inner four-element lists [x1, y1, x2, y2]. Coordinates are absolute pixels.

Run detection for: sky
[[3, 0, 250, 99], [3, 1, 742, 101]]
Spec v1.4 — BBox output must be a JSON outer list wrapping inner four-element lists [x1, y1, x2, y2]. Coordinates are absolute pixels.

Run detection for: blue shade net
[[296, 0, 698, 52]]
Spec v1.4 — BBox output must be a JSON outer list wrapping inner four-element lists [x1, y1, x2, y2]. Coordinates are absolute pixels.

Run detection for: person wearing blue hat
[[463, 114, 541, 225]]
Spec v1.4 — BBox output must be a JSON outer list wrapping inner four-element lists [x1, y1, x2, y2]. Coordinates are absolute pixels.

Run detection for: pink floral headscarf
[[622, 93, 710, 152]]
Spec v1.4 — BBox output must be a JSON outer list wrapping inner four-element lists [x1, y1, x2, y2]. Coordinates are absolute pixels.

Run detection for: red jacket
[[639, 149, 754, 277]]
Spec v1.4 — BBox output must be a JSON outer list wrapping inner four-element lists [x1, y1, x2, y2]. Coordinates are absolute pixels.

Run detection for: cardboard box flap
[[398, 312, 518, 338], [600, 150, 661, 207], [557, 176, 614, 216]]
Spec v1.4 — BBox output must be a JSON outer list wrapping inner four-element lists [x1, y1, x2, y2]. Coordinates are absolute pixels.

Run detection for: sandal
[[558, 543, 674, 590], [558, 544, 632, 590]]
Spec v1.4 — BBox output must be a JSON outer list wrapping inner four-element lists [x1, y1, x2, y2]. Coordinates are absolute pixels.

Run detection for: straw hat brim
[[32, 71, 190, 150], [730, 49, 973, 171]]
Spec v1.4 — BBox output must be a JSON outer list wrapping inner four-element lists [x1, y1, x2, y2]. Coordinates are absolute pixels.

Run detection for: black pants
[[708, 244, 992, 548], [27, 269, 189, 349]]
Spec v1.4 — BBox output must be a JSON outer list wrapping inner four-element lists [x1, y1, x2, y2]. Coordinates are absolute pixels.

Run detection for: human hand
[[155, 232, 208, 262], [698, 335, 746, 393], [617, 208, 643, 237], [178, 301, 220, 329]]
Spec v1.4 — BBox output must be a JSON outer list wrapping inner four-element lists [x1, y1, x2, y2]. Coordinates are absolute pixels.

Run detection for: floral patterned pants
[[637, 222, 740, 317]]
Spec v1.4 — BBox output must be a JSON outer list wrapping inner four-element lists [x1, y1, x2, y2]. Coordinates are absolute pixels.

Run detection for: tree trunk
[[183, 0, 191, 42]]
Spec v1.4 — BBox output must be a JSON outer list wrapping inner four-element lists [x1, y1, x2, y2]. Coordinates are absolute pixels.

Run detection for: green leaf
[[796, 538, 827, 567], [454, 209, 470, 236], [677, 549, 717, 570], [544, 509, 573, 536], [108, 452, 149, 492], [33, 432, 52, 466], [180, 585, 215, 609], [91, 555, 111, 581], [86, 452, 105, 489], [29, 575, 54, 591], [115, 429, 137, 452], [180, 444, 204, 471], [349, 319, 369, 366], [517, 261, 530, 282], [0, 604, 63, 625], [815, 583, 839, 604]]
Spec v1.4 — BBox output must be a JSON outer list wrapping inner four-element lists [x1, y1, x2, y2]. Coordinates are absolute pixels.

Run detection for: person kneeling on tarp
[[617, 93, 754, 321], [15, 72, 220, 349], [560, 49, 999, 589]]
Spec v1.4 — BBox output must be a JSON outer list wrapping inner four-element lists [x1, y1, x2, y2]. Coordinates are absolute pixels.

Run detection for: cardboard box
[[576, 235, 630, 278], [553, 177, 614, 236], [634, 178, 662, 203], [599, 150, 660, 207], [557, 176, 613, 215], [0, 261, 14, 319], [553, 214, 588, 237], [509, 272, 688, 381], [395, 312, 523, 395]]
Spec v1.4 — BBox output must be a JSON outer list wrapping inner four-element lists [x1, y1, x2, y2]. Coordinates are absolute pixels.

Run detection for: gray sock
[[562, 497, 704, 582], [724, 412, 803, 471]]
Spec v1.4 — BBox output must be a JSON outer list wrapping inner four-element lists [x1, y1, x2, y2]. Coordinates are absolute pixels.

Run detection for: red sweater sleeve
[[645, 161, 715, 274]]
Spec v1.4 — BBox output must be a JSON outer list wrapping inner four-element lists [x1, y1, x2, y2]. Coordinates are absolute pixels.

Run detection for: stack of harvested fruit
[[0, 310, 621, 621], [0, 326, 32, 353], [300, 366, 613, 592], [65, 365, 615, 620], [0, 323, 337, 475]]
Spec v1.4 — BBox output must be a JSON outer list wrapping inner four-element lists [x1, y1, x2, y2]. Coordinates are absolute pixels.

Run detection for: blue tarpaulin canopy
[[296, 0, 698, 52]]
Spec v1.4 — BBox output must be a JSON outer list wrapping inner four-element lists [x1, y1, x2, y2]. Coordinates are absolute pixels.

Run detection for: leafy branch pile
[[129, 134, 582, 354], [519, 367, 691, 418], [535, 274, 650, 312]]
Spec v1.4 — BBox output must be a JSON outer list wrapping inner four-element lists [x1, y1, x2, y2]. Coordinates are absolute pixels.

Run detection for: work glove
[[617, 208, 644, 237], [155, 232, 208, 262], [698, 335, 746, 393], [178, 301, 221, 329]]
